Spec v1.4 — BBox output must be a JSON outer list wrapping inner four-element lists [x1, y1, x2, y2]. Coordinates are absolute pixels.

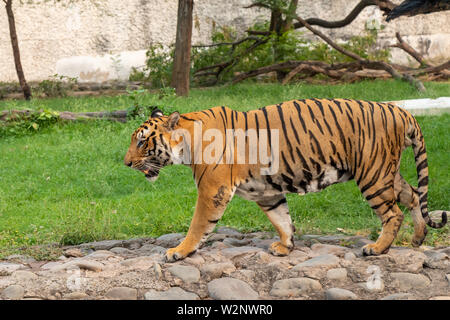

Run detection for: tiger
[[124, 98, 447, 262]]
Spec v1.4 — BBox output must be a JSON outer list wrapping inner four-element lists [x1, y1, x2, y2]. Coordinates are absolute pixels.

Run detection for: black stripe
[[207, 108, 217, 119], [266, 198, 287, 211], [289, 117, 300, 144], [261, 107, 272, 150], [296, 147, 310, 171], [281, 174, 297, 192], [293, 101, 307, 134], [309, 130, 326, 163], [328, 105, 347, 154], [312, 99, 325, 117], [277, 104, 295, 162], [266, 176, 282, 191], [281, 151, 295, 177], [365, 184, 392, 201]]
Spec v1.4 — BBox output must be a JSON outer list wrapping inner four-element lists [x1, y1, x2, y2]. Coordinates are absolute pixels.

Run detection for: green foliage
[[134, 17, 391, 89], [129, 43, 175, 88], [0, 109, 60, 137], [125, 87, 176, 121], [35, 74, 77, 98]]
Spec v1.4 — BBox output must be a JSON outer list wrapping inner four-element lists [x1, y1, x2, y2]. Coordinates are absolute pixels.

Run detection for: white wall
[[0, 0, 449, 83]]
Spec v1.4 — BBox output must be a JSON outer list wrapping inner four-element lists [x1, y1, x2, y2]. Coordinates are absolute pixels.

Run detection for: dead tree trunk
[[4, 0, 31, 100], [171, 0, 194, 96]]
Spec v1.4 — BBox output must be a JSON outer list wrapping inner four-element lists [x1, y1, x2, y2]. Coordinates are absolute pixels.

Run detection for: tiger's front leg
[[165, 185, 234, 262]]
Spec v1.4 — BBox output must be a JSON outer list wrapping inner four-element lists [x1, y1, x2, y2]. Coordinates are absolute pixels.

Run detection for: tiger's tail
[[408, 116, 447, 229]]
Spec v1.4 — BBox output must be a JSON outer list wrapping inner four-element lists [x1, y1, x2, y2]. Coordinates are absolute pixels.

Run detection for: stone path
[[0, 228, 449, 300]]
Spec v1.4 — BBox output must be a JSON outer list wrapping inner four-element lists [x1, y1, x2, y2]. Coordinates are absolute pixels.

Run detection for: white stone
[[325, 288, 357, 300], [208, 277, 259, 300], [270, 278, 322, 297], [167, 265, 200, 283], [326, 268, 348, 281], [105, 287, 137, 300], [145, 287, 199, 300]]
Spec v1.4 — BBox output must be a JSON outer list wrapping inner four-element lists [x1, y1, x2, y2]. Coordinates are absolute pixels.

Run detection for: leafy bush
[[131, 20, 390, 88], [0, 109, 60, 136]]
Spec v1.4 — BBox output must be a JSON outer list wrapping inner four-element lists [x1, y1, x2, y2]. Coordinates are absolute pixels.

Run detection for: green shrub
[[0, 109, 60, 136], [35, 74, 77, 98]]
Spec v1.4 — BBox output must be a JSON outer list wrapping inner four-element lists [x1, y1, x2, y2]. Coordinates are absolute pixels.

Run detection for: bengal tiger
[[124, 99, 447, 262]]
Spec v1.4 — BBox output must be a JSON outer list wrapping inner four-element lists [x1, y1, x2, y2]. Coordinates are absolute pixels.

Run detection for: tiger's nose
[[125, 160, 133, 167]]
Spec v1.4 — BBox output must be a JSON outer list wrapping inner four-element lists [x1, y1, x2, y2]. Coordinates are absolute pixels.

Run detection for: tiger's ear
[[151, 108, 164, 118], [166, 111, 180, 130]]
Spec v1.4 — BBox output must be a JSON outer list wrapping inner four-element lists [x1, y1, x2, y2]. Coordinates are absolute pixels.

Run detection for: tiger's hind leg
[[394, 173, 427, 247], [257, 195, 295, 256], [359, 178, 404, 256]]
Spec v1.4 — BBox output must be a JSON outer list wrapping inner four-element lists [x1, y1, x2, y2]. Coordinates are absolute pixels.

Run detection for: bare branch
[[390, 32, 429, 67]]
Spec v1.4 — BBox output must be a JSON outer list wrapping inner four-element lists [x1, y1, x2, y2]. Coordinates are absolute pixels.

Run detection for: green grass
[[0, 80, 449, 259]]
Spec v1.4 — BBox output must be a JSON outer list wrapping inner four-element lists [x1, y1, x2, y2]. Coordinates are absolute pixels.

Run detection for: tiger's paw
[[268, 241, 292, 256], [411, 227, 427, 247], [362, 243, 389, 256], [165, 247, 187, 262]]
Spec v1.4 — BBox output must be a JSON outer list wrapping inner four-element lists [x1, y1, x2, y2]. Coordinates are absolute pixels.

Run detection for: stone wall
[[0, 0, 449, 83]]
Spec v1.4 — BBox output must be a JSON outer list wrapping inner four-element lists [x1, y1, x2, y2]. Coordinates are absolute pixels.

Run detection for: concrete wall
[[0, 0, 449, 83]]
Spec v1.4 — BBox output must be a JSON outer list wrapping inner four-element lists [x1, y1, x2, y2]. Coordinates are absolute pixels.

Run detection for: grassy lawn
[[0, 80, 449, 259]]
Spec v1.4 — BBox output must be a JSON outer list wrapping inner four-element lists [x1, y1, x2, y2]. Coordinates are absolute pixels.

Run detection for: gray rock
[[446, 274, 450, 285], [221, 246, 262, 259], [344, 252, 356, 261], [311, 243, 349, 257], [223, 237, 251, 247], [206, 233, 227, 242], [316, 235, 349, 244], [208, 277, 259, 300], [423, 250, 449, 269], [326, 268, 348, 281], [120, 256, 160, 269], [388, 248, 427, 273], [122, 238, 145, 250], [168, 265, 200, 283], [54, 259, 104, 272], [250, 238, 274, 250], [292, 254, 340, 271], [0, 262, 26, 274], [12, 270, 38, 281], [64, 248, 84, 258], [270, 278, 322, 297], [216, 227, 243, 238], [79, 240, 124, 251], [145, 287, 199, 300], [110, 247, 134, 255], [200, 263, 236, 279], [153, 263, 162, 279], [325, 288, 357, 300], [6, 254, 36, 264], [85, 250, 114, 260], [105, 287, 137, 300], [381, 293, 416, 300], [299, 235, 321, 241], [2, 285, 25, 300], [155, 233, 185, 248], [390, 272, 431, 291]]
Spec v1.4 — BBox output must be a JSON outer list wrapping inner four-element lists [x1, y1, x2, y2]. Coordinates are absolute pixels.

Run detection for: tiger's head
[[124, 109, 181, 182]]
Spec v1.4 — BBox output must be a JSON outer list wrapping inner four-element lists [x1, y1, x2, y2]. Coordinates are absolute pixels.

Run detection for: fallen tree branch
[[390, 32, 429, 67], [295, 15, 426, 92]]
